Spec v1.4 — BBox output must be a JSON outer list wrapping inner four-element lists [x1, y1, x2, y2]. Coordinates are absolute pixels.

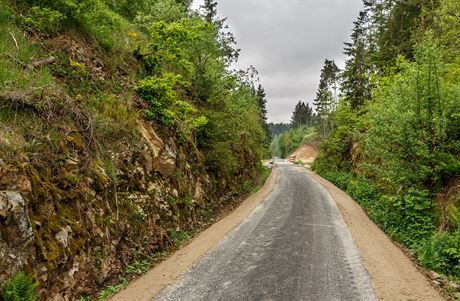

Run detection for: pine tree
[[290, 101, 314, 129], [256, 84, 271, 146], [314, 59, 340, 136], [341, 10, 373, 110]]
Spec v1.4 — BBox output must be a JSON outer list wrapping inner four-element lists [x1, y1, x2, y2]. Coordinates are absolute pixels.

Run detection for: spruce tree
[[341, 10, 373, 110], [290, 101, 314, 129], [256, 84, 271, 146], [314, 59, 340, 136]]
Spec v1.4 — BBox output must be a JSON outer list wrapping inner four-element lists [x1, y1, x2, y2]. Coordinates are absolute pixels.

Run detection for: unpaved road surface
[[113, 159, 443, 301], [154, 160, 376, 301]]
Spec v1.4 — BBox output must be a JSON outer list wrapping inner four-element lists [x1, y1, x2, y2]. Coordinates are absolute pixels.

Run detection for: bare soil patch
[[289, 144, 319, 166]]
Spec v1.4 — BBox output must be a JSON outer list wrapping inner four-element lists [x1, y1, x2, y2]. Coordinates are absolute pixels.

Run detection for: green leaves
[[24, 6, 66, 33], [419, 231, 460, 278], [138, 72, 207, 133], [136, 10, 267, 179], [315, 33, 460, 280], [2, 272, 37, 301], [364, 35, 460, 191]]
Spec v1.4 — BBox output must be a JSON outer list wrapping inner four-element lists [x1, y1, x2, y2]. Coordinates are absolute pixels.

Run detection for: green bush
[[312, 104, 366, 174], [419, 231, 460, 278], [363, 35, 460, 192], [2, 272, 37, 301], [322, 172, 436, 248], [168, 229, 189, 246], [24, 6, 66, 33], [138, 73, 185, 125], [138, 72, 208, 139]]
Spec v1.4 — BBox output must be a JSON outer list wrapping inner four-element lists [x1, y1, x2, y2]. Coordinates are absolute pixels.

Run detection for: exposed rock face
[[0, 191, 34, 284], [155, 154, 176, 177], [0, 160, 32, 193], [0, 118, 246, 300]]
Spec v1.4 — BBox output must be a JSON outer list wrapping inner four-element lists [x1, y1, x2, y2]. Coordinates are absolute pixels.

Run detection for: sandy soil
[[110, 168, 278, 301], [289, 144, 319, 167], [307, 170, 444, 301]]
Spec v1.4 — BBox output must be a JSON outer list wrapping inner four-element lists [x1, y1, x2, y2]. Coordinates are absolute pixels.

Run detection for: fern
[[2, 272, 37, 301]]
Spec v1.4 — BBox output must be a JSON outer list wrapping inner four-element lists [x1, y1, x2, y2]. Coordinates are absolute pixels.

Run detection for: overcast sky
[[192, 0, 364, 123]]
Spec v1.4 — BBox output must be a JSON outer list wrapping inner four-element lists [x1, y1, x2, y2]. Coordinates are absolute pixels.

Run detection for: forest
[[293, 0, 460, 283]]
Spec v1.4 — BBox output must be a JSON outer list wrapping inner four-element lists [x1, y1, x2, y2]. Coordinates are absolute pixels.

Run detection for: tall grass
[[0, 0, 54, 92]]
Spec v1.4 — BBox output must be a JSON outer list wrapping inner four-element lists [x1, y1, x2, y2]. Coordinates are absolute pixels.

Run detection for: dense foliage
[[313, 0, 460, 279], [135, 6, 269, 172], [270, 126, 317, 159], [268, 122, 290, 137]]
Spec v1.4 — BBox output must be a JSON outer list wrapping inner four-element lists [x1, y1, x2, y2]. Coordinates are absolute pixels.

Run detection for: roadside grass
[[241, 165, 271, 196], [317, 170, 460, 288], [0, 0, 54, 93]]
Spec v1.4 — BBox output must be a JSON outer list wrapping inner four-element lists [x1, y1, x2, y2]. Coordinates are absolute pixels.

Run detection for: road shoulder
[[110, 167, 278, 301], [306, 169, 444, 301]]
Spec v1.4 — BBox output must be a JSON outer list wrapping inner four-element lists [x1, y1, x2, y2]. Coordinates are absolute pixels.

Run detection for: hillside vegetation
[[0, 0, 268, 299], [270, 126, 317, 159], [312, 0, 460, 283]]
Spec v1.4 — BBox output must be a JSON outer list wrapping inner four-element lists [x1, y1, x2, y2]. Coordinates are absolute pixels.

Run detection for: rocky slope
[[0, 2, 265, 299]]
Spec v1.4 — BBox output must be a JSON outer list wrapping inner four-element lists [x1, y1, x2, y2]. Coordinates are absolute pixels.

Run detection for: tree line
[[312, 0, 460, 279]]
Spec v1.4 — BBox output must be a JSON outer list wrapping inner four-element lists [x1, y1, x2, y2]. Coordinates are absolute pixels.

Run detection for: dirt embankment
[[288, 144, 319, 166]]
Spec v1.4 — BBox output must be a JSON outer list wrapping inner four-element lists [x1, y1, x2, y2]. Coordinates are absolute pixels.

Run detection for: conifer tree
[[290, 101, 314, 129], [256, 84, 271, 146], [314, 59, 340, 136]]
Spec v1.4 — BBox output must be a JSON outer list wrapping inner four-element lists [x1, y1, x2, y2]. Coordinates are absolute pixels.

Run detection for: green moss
[[34, 231, 61, 269]]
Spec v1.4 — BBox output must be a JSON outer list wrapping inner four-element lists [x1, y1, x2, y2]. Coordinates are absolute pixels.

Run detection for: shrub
[[322, 172, 436, 248], [419, 231, 460, 278], [24, 6, 66, 33]]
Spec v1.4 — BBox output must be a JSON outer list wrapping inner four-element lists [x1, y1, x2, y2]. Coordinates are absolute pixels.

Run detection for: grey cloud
[[193, 0, 363, 123]]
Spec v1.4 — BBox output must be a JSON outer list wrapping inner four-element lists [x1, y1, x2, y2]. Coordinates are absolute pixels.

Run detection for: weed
[[172, 169, 183, 180], [1, 272, 37, 301], [419, 231, 460, 278], [24, 6, 66, 33], [240, 180, 253, 195], [168, 229, 189, 246], [94, 249, 102, 270], [123, 259, 150, 276], [98, 277, 127, 300], [181, 194, 193, 206]]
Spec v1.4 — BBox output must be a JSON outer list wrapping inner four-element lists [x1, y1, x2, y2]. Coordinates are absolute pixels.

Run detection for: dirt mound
[[289, 144, 319, 165]]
